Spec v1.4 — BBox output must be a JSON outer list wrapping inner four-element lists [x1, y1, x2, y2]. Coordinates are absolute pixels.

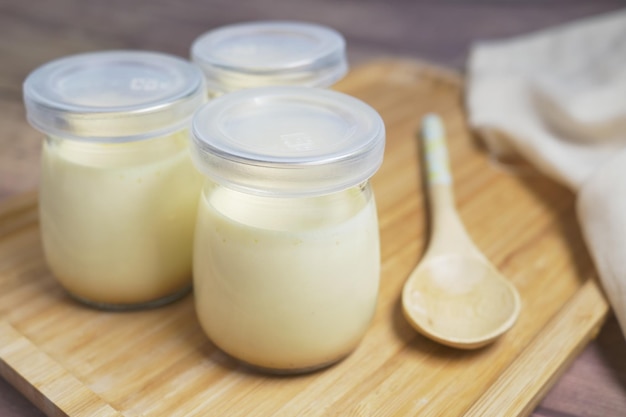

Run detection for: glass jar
[[190, 21, 348, 95], [190, 86, 385, 373], [23, 51, 206, 309]]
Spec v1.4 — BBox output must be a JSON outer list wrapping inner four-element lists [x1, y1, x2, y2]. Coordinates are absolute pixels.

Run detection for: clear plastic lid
[[191, 86, 385, 196], [190, 21, 348, 93], [23, 50, 205, 142]]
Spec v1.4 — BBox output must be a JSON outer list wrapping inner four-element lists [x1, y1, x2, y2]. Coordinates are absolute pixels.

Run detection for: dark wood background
[[1, 1, 626, 416]]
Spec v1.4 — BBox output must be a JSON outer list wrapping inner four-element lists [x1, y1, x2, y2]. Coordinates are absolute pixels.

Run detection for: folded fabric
[[466, 9, 626, 338]]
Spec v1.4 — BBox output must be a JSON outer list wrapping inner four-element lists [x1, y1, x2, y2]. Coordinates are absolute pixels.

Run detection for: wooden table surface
[[1, 1, 625, 416]]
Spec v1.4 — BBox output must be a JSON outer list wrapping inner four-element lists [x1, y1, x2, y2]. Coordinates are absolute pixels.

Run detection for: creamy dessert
[[193, 184, 380, 371], [40, 132, 202, 306]]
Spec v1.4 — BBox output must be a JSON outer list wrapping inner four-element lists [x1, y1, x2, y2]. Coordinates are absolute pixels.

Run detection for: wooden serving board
[[0, 60, 610, 417]]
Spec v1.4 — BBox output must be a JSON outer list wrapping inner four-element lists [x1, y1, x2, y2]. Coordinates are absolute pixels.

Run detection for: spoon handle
[[422, 114, 452, 189], [421, 114, 456, 211], [421, 114, 468, 253]]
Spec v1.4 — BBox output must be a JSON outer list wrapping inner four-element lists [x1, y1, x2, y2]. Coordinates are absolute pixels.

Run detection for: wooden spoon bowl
[[403, 254, 520, 349]]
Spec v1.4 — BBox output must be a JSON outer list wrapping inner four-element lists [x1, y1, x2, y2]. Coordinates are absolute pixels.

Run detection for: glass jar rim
[[23, 50, 206, 142], [190, 86, 385, 197], [190, 21, 348, 93]]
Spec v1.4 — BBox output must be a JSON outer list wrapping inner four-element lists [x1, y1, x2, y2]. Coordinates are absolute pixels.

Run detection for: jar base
[[67, 284, 192, 311], [225, 350, 353, 376]]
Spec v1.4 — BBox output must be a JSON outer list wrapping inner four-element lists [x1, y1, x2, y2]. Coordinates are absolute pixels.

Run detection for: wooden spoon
[[401, 114, 521, 349]]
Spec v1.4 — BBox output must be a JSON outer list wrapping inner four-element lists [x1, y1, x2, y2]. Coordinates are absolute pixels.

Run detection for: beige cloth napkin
[[466, 10, 626, 337]]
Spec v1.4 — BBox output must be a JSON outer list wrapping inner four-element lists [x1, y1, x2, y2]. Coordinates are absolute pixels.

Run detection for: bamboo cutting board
[[0, 60, 610, 417]]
